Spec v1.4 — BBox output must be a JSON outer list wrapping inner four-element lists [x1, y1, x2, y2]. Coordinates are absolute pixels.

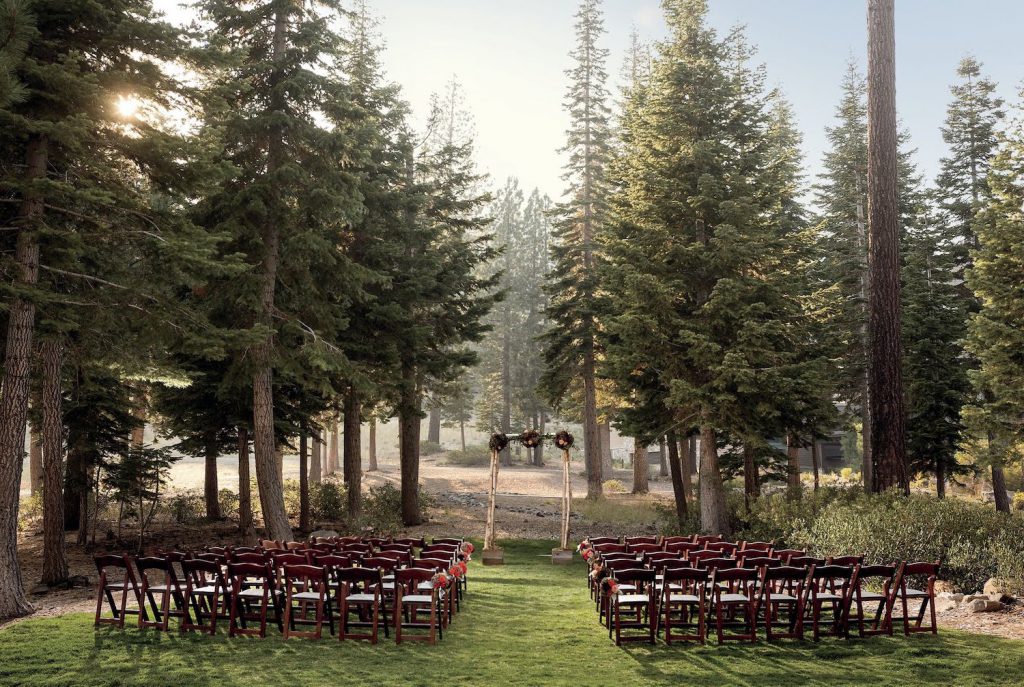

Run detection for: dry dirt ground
[[7, 453, 1023, 640]]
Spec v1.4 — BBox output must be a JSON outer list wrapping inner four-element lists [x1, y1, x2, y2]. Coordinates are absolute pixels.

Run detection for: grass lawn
[[1, 539, 1022, 686]]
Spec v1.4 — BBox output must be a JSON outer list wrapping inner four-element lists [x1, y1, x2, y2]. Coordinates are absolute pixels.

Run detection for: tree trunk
[[811, 440, 821, 492], [237, 427, 253, 536], [687, 435, 698, 498], [427, 406, 441, 445], [533, 413, 544, 466], [992, 463, 1010, 513], [367, 416, 378, 471], [398, 363, 422, 525], [29, 423, 42, 496], [666, 429, 688, 528], [935, 460, 945, 499], [599, 420, 614, 476], [329, 416, 339, 478], [344, 388, 362, 521], [484, 449, 500, 550], [313, 430, 323, 479], [583, 352, 602, 498], [867, 0, 908, 495], [204, 432, 220, 520], [786, 433, 802, 500], [299, 433, 309, 532], [698, 426, 729, 536], [310, 425, 322, 484], [657, 436, 668, 477], [0, 133, 47, 618], [743, 442, 759, 507], [249, 1, 292, 543], [632, 439, 649, 494], [40, 338, 67, 586]]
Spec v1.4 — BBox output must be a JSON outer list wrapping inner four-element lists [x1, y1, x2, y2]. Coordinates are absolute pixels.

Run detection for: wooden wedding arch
[[482, 430, 575, 565]]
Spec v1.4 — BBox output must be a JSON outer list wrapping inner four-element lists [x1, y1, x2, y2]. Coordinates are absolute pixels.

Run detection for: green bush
[[363, 482, 403, 534], [602, 479, 627, 494], [167, 489, 206, 524], [18, 492, 43, 530], [420, 441, 444, 456], [445, 444, 491, 466], [310, 481, 346, 522], [736, 490, 1024, 593], [218, 488, 239, 520]]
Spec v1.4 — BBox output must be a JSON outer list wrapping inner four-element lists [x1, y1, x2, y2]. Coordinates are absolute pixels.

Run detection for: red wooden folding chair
[[709, 567, 759, 643], [757, 565, 807, 640], [93, 555, 142, 628], [625, 535, 659, 547], [893, 561, 940, 636], [851, 563, 898, 637], [660, 566, 708, 645], [136, 556, 187, 631], [394, 568, 442, 645], [610, 568, 657, 645], [771, 548, 806, 563], [282, 564, 331, 639], [335, 567, 386, 643], [803, 564, 856, 640], [180, 558, 230, 635], [226, 561, 283, 638]]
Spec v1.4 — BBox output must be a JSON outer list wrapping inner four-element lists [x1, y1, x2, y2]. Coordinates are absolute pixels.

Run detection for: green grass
[[2, 539, 1023, 686]]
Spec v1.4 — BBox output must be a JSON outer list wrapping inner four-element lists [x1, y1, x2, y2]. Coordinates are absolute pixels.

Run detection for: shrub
[[1012, 491, 1024, 512], [445, 444, 491, 466], [218, 488, 239, 520], [310, 481, 346, 522], [363, 482, 403, 534], [602, 479, 627, 494], [420, 441, 444, 456], [17, 492, 43, 530], [167, 489, 205, 524]]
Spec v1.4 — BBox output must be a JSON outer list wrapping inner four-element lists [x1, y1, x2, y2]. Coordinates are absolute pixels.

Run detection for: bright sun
[[116, 95, 140, 118]]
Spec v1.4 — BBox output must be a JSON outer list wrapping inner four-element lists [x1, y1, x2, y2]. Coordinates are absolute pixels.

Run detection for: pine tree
[[541, 0, 612, 499], [964, 107, 1024, 513]]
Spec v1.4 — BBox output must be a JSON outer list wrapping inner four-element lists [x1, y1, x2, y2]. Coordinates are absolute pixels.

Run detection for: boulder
[[309, 529, 339, 540], [983, 578, 1015, 602], [967, 598, 1004, 613], [934, 597, 958, 613], [937, 592, 964, 604]]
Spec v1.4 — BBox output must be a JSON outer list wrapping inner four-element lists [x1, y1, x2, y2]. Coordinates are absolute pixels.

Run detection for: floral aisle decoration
[[600, 577, 620, 598]]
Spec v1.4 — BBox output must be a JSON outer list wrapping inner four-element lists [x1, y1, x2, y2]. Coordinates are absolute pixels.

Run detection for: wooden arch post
[[552, 431, 575, 564], [482, 433, 508, 565]]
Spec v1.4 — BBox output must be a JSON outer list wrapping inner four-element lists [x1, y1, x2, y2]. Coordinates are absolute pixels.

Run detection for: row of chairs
[[95, 536, 470, 645], [581, 537, 939, 645]]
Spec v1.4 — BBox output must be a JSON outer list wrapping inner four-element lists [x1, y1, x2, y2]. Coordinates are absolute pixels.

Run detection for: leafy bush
[[445, 444, 491, 466], [737, 490, 1024, 593], [602, 479, 627, 494], [218, 488, 239, 520], [363, 482, 403, 534], [420, 441, 444, 456], [17, 492, 43, 530], [310, 481, 346, 522], [1012, 491, 1024, 512], [167, 489, 205, 524]]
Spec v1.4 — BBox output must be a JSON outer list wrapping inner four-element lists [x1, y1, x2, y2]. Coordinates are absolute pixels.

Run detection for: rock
[[938, 592, 964, 604], [983, 578, 1015, 602], [963, 594, 987, 603], [934, 597, 958, 613], [934, 580, 957, 594], [29, 584, 49, 595], [68, 575, 90, 589], [309, 529, 339, 540], [967, 598, 1004, 613]]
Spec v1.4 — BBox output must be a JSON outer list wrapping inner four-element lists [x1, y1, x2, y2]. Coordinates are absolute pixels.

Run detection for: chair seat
[[655, 583, 683, 591], [292, 591, 323, 601], [105, 582, 129, 590], [667, 594, 700, 603], [238, 588, 281, 598], [718, 593, 749, 603], [616, 584, 637, 593], [767, 593, 797, 602], [346, 593, 377, 603], [191, 585, 220, 595], [146, 585, 171, 593], [401, 594, 434, 604], [616, 593, 651, 605], [859, 591, 887, 601], [904, 588, 929, 598], [815, 592, 845, 601]]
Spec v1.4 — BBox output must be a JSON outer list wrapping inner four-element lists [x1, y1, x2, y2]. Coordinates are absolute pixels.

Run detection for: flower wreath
[[576, 539, 592, 554], [581, 548, 597, 564], [432, 572, 450, 590], [601, 577, 620, 597], [460, 541, 475, 560], [448, 561, 468, 578], [520, 430, 541, 448]]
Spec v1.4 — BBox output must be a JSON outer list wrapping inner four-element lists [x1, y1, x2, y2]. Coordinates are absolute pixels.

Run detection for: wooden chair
[[282, 564, 332, 639], [609, 568, 657, 645], [705, 541, 739, 557], [226, 561, 283, 638], [687, 550, 722, 566], [394, 537, 426, 549], [661, 566, 708, 644], [661, 536, 691, 547], [893, 561, 940, 636], [136, 556, 187, 631], [790, 555, 828, 569], [851, 563, 898, 637], [709, 567, 759, 643], [93, 555, 142, 628], [758, 565, 807, 640], [694, 534, 723, 546], [644, 551, 681, 567], [588, 536, 620, 546], [600, 559, 642, 623], [432, 537, 464, 546], [594, 542, 628, 555], [180, 558, 230, 635], [803, 564, 856, 640], [625, 535, 659, 547], [394, 568, 442, 645], [741, 540, 775, 554], [335, 567, 387, 643], [665, 541, 700, 557], [627, 542, 662, 556], [771, 548, 806, 563]]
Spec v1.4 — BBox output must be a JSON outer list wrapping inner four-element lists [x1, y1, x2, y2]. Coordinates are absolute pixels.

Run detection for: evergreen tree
[[965, 105, 1024, 513], [541, 0, 612, 499]]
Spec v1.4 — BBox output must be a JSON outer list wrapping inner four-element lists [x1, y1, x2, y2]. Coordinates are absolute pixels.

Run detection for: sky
[[157, 1, 1024, 203]]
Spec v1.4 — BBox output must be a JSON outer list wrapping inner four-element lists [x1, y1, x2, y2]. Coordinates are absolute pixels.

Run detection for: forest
[[0, 0, 1022, 634]]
